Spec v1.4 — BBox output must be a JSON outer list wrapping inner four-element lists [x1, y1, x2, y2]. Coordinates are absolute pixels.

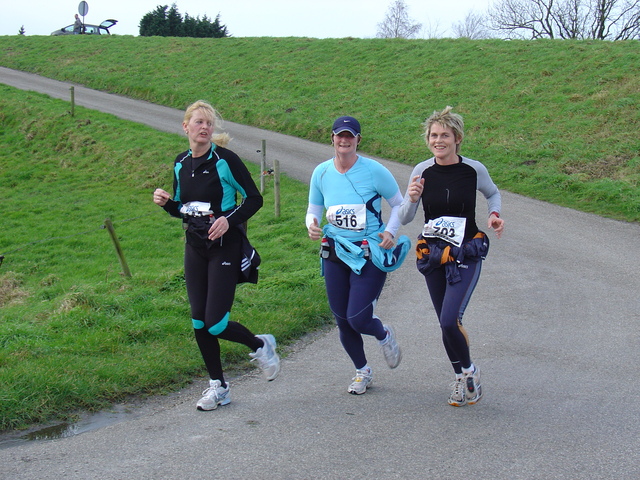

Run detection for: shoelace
[[383, 339, 398, 352], [250, 358, 266, 369], [450, 379, 465, 400], [352, 371, 371, 382], [201, 386, 222, 401], [250, 347, 270, 367]]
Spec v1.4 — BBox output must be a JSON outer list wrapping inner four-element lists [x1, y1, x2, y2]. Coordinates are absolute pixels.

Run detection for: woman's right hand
[[153, 188, 170, 207], [308, 218, 322, 241], [407, 175, 425, 203]]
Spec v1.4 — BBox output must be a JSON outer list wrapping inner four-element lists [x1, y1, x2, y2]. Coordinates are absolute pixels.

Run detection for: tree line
[[136, 0, 639, 40], [139, 4, 228, 38], [378, 0, 640, 40]]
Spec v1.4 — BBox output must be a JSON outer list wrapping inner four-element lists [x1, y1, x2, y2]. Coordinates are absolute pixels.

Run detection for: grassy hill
[[0, 35, 638, 431], [0, 86, 329, 431], [1, 35, 639, 222]]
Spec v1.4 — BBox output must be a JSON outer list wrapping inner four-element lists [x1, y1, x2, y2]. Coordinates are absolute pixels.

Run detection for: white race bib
[[326, 204, 367, 231], [180, 201, 213, 216], [422, 216, 466, 247]]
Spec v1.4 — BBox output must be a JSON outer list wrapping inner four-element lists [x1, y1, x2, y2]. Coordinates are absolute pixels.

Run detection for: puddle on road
[[0, 403, 140, 450], [22, 422, 79, 441], [0, 376, 220, 451], [0, 333, 323, 450]]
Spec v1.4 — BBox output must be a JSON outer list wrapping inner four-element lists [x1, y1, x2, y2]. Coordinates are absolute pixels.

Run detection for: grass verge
[[1, 35, 639, 222], [0, 87, 330, 431]]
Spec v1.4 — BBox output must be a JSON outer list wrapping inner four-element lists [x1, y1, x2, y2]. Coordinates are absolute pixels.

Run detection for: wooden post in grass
[[104, 218, 132, 278], [70, 86, 75, 117], [274, 159, 281, 218], [260, 139, 267, 193]]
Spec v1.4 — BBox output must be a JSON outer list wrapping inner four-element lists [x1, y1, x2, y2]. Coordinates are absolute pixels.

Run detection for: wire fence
[[0, 213, 156, 270], [1, 144, 282, 271]]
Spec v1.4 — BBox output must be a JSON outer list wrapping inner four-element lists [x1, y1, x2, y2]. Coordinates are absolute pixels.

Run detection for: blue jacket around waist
[[323, 226, 411, 275], [416, 232, 489, 284]]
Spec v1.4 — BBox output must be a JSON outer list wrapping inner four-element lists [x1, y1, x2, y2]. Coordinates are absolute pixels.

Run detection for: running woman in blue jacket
[[306, 116, 407, 395], [153, 100, 279, 411], [399, 106, 504, 407]]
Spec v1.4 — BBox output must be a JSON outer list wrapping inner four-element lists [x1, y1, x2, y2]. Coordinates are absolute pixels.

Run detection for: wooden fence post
[[274, 159, 281, 218], [104, 218, 132, 278], [260, 139, 267, 193], [70, 86, 75, 117]]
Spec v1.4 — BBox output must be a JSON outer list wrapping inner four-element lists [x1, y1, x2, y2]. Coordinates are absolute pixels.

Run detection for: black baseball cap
[[332, 116, 361, 136]]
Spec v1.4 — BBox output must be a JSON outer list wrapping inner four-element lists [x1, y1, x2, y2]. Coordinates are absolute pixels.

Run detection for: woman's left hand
[[378, 231, 395, 250], [488, 214, 504, 239], [208, 216, 229, 240]]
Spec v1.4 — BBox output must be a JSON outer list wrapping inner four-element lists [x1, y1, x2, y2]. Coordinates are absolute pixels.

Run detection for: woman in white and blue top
[[306, 116, 410, 395]]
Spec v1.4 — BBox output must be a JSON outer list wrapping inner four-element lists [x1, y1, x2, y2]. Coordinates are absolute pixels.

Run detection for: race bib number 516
[[422, 216, 466, 247], [326, 204, 367, 230]]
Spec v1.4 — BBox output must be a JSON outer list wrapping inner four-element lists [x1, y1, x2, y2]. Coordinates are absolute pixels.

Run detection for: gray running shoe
[[465, 365, 483, 405], [196, 380, 230, 411], [250, 334, 280, 381], [448, 377, 467, 407], [348, 368, 373, 395], [380, 324, 402, 369]]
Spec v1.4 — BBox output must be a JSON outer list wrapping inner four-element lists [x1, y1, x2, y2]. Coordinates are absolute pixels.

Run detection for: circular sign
[[78, 1, 89, 16]]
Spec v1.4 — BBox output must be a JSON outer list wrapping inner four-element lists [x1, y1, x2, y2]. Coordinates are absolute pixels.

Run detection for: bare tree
[[452, 11, 492, 39], [488, 0, 640, 40], [376, 0, 423, 38], [422, 19, 446, 39]]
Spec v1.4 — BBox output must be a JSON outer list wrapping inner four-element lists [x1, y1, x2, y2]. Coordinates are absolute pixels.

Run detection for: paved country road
[[1, 67, 639, 479]]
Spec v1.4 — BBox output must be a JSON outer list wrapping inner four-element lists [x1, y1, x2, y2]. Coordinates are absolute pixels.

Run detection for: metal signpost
[[78, 1, 89, 30]]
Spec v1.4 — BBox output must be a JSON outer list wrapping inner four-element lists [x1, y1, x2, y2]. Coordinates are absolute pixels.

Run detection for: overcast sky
[[2, 0, 493, 38]]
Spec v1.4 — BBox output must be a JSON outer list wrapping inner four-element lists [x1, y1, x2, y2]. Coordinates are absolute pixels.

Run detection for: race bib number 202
[[422, 216, 466, 247]]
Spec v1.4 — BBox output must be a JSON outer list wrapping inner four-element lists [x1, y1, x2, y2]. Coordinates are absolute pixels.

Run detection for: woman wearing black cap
[[305, 116, 411, 395]]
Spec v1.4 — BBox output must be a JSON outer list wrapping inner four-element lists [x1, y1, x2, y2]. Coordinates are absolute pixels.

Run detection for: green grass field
[[2, 35, 638, 221], [0, 88, 329, 431], [0, 35, 638, 431]]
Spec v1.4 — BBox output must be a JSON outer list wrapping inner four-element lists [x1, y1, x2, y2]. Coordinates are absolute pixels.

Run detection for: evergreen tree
[[167, 4, 183, 36], [139, 4, 229, 38], [139, 5, 171, 36]]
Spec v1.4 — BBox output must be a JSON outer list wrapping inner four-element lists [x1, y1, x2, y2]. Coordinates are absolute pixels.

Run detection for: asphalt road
[[1, 66, 639, 479]]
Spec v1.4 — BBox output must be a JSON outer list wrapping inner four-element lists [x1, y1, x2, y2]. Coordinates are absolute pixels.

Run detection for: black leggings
[[322, 258, 388, 370], [424, 259, 482, 374], [193, 323, 260, 386], [184, 234, 261, 385]]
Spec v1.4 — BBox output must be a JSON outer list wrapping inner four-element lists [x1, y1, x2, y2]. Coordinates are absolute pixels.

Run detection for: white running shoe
[[196, 379, 230, 411], [249, 334, 280, 381], [347, 368, 373, 395], [465, 364, 483, 405], [448, 377, 467, 407], [380, 324, 402, 369]]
